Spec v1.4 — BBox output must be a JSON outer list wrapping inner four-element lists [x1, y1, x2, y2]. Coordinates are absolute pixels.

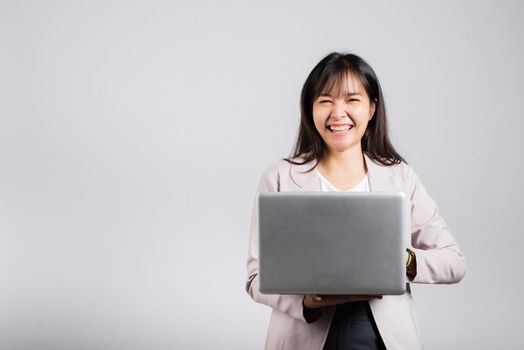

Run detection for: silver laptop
[[258, 192, 408, 295]]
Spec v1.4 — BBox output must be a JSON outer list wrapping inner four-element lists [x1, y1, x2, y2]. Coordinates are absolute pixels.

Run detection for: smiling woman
[[289, 53, 405, 193], [245, 52, 466, 350], [314, 86, 371, 148]]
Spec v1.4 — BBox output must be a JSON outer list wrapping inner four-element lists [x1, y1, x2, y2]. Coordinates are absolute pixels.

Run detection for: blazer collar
[[289, 153, 394, 192]]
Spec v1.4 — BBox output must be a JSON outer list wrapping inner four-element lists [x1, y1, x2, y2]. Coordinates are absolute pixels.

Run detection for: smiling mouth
[[327, 125, 354, 132]]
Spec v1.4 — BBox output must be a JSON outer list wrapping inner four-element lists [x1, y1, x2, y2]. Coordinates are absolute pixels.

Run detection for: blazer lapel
[[288, 160, 321, 191], [363, 154, 396, 192], [288, 153, 396, 192]]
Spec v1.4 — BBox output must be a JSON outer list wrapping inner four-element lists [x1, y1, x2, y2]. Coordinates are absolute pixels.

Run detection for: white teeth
[[328, 125, 353, 131]]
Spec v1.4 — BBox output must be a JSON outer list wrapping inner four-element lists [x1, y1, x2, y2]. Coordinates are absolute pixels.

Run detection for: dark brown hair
[[285, 52, 406, 170]]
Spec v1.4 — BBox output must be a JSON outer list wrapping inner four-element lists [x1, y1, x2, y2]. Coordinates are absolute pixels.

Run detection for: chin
[[331, 140, 353, 149]]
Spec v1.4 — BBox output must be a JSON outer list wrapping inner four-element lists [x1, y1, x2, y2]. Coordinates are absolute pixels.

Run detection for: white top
[[315, 169, 370, 192]]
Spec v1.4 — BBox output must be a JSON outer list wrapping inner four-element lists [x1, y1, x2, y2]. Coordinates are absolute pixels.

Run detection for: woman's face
[[312, 74, 376, 155]]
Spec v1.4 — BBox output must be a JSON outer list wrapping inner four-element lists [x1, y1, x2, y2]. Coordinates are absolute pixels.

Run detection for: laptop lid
[[258, 192, 408, 295]]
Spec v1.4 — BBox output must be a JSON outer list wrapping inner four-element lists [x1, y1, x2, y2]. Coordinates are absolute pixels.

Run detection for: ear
[[369, 98, 377, 120]]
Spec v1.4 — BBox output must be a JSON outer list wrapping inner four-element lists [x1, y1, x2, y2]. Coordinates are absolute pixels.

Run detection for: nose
[[330, 101, 349, 119]]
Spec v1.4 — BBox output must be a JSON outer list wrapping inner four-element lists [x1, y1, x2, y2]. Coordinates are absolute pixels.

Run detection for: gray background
[[1, 0, 523, 349]]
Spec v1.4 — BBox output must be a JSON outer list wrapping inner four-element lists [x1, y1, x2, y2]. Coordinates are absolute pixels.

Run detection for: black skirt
[[323, 301, 387, 350]]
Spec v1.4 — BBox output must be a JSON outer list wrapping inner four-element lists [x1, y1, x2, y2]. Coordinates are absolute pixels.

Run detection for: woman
[[245, 52, 466, 350]]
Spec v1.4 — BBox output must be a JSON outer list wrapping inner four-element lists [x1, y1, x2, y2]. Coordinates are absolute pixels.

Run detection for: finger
[[352, 295, 382, 300], [349, 295, 383, 299], [319, 294, 350, 299], [306, 295, 323, 303], [315, 294, 382, 305], [339, 295, 382, 302], [365, 295, 383, 299]]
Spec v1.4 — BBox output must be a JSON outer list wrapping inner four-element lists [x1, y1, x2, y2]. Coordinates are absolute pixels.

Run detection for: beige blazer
[[245, 154, 466, 350]]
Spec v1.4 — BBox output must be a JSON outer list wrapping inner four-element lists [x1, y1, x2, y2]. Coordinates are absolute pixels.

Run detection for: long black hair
[[285, 52, 405, 170]]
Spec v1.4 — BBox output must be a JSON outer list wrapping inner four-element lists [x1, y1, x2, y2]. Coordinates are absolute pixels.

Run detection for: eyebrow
[[318, 92, 362, 97]]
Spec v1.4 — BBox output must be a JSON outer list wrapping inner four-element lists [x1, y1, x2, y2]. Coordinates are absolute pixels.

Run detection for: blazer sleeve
[[406, 166, 466, 284], [244, 165, 322, 324]]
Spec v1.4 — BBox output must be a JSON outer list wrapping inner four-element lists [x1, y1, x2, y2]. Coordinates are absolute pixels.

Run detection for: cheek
[[312, 112, 325, 131], [353, 107, 372, 126], [356, 119, 370, 134]]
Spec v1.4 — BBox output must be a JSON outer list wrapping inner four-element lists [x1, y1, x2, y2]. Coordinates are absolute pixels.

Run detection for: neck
[[319, 145, 367, 177]]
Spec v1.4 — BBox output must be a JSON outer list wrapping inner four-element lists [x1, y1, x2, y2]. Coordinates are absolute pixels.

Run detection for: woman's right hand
[[303, 294, 383, 309]]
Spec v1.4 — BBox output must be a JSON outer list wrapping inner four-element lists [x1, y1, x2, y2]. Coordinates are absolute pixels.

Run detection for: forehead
[[318, 71, 366, 97]]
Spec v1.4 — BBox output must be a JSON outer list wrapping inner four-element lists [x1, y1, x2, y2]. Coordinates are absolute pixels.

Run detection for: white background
[[1, 0, 523, 349]]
